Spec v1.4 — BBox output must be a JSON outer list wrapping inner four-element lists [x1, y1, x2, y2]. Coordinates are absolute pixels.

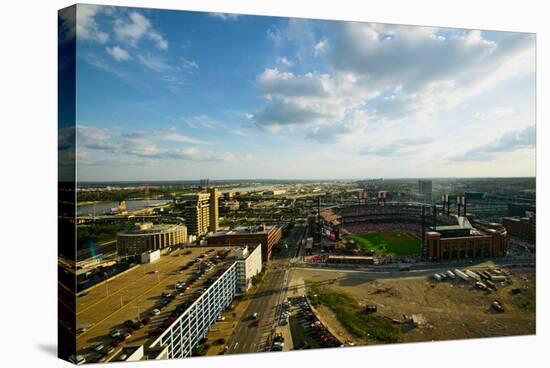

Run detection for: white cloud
[[180, 57, 199, 72], [148, 31, 169, 49], [181, 115, 220, 130], [450, 125, 535, 161], [114, 11, 168, 49], [209, 13, 240, 21], [315, 23, 534, 120], [276, 57, 294, 67], [75, 124, 245, 164], [76, 4, 108, 43], [137, 53, 171, 72], [105, 45, 131, 61], [257, 68, 329, 98], [252, 68, 376, 139], [360, 137, 436, 156], [251, 21, 535, 146]]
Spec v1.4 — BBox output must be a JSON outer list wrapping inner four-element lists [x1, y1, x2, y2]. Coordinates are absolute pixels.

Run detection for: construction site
[[286, 264, 535, 346]]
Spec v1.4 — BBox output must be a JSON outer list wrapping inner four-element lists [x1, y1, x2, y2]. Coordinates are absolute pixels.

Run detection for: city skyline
[[68, 5, 536, 181]]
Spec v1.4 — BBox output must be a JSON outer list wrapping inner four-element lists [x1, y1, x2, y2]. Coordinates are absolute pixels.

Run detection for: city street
[[226, 225, 306, 354]]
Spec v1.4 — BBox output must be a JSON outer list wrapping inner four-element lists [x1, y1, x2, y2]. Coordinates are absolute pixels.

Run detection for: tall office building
[[182, 193, 210, 236], [418, 180, 433, 203], [208, 187, 219, 233]]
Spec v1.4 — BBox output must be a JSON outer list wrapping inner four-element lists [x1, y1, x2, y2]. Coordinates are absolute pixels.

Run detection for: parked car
[[110, 339, 123, 348], [68, 355, 86, 365], [102, 345, 115, 354], [151, 308, 161, 316], [92, 342, 105, 352], [132, 321, 144, 330]]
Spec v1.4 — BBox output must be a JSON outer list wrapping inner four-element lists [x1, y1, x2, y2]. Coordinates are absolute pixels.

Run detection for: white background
[[0, 0, 547, 367]]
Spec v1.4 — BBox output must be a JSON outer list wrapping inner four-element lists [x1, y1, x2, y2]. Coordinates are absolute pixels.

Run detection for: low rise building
[[206, 225, 282, 261], [117, 223, 187, 256], [266, 189, 287, 196], [140, 249, 160, 264]]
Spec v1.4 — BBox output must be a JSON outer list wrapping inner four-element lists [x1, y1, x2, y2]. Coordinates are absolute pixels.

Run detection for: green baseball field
[[347, 230, 422, 256]]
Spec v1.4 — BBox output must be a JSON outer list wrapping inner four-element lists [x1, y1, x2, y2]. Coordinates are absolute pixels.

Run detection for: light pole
[[133, 305, 141, 321]]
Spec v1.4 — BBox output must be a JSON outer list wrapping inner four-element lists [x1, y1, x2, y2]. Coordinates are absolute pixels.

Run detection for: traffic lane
[[229, 269, 286, 354], [230, 272, 280, 353], [228, 226, 304, 354]]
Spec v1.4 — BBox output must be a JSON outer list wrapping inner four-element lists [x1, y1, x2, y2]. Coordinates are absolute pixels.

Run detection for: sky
[[61, 5, 536, 181]]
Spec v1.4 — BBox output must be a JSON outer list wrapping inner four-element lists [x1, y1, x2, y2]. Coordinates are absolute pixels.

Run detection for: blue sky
[[63, 5, 536, 181]]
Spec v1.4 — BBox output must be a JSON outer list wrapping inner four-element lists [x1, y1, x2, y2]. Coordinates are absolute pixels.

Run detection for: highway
[[226, 225, 306, 354]]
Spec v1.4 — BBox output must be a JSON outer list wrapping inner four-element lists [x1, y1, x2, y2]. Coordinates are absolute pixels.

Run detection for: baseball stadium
[[320, 202, 430, 257], [319, 200, 508, 260]]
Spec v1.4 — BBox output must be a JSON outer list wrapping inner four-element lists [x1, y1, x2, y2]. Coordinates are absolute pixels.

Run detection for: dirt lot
[[288, 267, 535, 345]]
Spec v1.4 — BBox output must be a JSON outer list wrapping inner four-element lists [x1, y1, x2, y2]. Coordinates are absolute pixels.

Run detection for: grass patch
[[348, 230, 421, 256], [308, 286, 399, 343]]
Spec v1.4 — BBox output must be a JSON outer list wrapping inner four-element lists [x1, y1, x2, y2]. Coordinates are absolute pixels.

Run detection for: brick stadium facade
[[425, 221, 507, 261], [206, 225, 282, 262]]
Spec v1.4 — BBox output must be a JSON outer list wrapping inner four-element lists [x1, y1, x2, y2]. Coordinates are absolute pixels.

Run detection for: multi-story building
[[206, 225, 282, 262], [117, 223, 187, 256], [307, 214, 317, 237], [149, 263, 238, 359], [502, 215, 536, 243], [425, 218, 507, 261], [418, 180, 432, 203], [220, 200, 239, 215], [208, 187, 219, 233], [235, 244, 262, 293], [182, 193, 210, 236]]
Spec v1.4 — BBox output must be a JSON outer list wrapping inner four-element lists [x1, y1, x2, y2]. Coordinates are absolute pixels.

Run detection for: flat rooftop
[[210, 225, 277, 237], [118, 223, 184, 236], [75, 246, 238, 362]]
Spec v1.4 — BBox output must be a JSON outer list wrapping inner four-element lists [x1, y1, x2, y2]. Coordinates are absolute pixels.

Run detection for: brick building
[[206, 225, 282, 262], [502, 215, 536, 243], [425, 219, 507, 261]]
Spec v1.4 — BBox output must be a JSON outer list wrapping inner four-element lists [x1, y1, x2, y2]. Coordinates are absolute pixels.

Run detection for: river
[[77, 199, 170, 216]]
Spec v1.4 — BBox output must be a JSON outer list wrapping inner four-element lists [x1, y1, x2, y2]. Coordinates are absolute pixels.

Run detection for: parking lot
[[75, 246, 236, 363], [282, 296, 341, 350]]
